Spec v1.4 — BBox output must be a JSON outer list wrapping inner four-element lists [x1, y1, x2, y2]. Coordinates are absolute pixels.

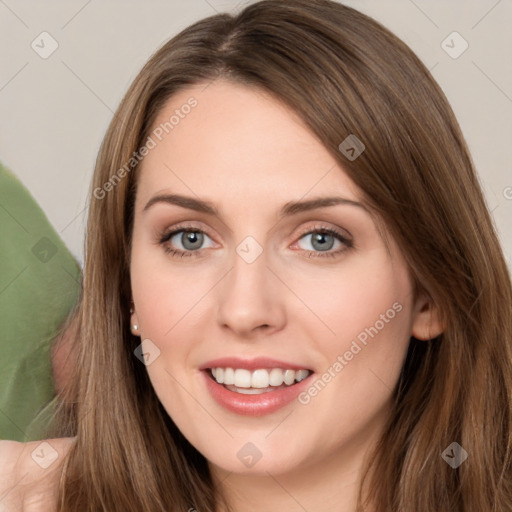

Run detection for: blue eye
[[294, 227, 352, 259], [158, 224, 352, 259], [159, 228, 215, 258]]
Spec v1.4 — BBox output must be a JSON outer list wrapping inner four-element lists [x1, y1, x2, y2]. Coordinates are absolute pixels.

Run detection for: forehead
[[136, 79, 362, 208]]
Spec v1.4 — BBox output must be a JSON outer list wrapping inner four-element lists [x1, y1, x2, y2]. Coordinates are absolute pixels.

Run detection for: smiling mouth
[[206, 367, 313, 394]]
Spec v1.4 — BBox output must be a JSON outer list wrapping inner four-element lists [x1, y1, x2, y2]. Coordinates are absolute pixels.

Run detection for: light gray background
[[1, 0, 511, 268]]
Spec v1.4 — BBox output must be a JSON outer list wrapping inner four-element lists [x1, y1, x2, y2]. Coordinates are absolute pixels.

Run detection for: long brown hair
[[53, 1, 512, 510]]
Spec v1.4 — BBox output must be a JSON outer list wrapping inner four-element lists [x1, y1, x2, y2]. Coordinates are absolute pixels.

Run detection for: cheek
[[129, 243, 196, 416], [287, 249, 412, 339], [130, 239, 201, 338], [289, 259, 413, 447], [286, 250, 414, 393]]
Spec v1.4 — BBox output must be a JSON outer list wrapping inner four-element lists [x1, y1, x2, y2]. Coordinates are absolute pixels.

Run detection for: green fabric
[[0, 161, 80, 441]]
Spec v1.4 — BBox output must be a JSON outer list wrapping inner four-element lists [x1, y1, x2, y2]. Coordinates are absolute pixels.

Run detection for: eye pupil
[[311, 233, 334, 251], [182, 231, 203, 250]]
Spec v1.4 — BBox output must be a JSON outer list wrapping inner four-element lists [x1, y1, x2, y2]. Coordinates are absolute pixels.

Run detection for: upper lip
[[199, 357, 313, 372]]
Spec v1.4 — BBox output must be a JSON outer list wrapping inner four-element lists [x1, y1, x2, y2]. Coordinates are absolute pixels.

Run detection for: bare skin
[[0, 438, 74, 512]]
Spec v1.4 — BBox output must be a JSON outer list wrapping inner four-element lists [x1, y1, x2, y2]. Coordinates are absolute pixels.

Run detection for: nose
[[215, 246, 286, 338]]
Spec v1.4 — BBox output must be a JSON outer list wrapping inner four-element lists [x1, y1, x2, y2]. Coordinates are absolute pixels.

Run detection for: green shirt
[[0, 162, 80, 441]]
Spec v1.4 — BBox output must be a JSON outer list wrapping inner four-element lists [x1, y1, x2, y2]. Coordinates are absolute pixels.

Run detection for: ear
[[411, 292, 444, 341]]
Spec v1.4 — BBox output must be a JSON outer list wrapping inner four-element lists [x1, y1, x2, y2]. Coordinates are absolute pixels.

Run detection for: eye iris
[[311, 232, 334, 251], [182, 231, 203, 250]]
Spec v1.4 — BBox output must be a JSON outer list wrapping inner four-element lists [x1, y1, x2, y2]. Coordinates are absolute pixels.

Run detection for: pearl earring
[[130, 301, 138, 334]]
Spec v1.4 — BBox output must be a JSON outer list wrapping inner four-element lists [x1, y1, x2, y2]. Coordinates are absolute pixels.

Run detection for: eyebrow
[[143, 193, 367, 218]]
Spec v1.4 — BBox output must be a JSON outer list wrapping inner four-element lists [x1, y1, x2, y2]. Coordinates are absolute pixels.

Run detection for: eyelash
[[158, 223, 353, 260]]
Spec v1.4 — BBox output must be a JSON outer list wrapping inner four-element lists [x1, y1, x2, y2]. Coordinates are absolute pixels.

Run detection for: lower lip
[[201, 370, 314, 416]]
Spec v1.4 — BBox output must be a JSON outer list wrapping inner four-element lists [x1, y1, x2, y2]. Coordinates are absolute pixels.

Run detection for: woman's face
[[130, 80, 431, 478]]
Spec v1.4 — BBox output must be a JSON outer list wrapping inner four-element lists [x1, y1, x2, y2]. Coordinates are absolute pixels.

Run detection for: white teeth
[[251, 369, 269, 388], [283, 369, 295, 385], [269, 368, 284, 386], [295, 369, 309, 382], [223, 367, 235, 385], [234, 369, 252, 388], [210, 367, 311, 388]]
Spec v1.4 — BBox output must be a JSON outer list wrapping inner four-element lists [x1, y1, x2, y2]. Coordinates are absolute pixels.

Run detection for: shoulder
[[0, 440, 25, 504], [0, 438, 75, 512]]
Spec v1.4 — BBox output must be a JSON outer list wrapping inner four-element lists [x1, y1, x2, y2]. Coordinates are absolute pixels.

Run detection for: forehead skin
[[135, 79, 366, 225]]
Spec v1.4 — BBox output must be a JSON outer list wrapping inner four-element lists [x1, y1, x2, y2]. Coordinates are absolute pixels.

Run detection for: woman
[[1, 0, 511, 510]]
